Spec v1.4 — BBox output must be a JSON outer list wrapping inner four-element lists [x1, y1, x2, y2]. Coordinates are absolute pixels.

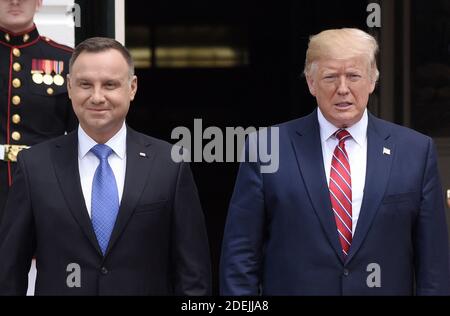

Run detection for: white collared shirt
[[317, 108, 368, 235], [78, 123, 127, 217]]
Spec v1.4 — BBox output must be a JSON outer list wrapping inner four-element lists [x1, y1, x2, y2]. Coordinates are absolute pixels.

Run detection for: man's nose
[[90, 87, 106, 104], [337, 76, 350, 95]]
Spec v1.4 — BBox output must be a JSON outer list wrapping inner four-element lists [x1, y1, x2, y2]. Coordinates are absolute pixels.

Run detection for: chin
[[331, 115, 357, 128]]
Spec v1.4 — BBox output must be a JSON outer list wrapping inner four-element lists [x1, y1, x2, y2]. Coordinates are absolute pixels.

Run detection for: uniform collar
[[0, 23, 39, 46]]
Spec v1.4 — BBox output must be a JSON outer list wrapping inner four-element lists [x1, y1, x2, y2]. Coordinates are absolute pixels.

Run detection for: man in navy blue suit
[[0, 37, 211, 295], [220, 28, 450, 295]]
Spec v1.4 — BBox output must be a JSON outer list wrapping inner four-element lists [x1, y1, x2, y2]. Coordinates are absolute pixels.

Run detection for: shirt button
[[343, 269, 349, 276], [100, 267, 108, 275]]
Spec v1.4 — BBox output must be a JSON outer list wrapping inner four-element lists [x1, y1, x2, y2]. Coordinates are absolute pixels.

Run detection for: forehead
[[71, 50, 129, 79], [316, 56, 369, 72], [1, 0, 38, 6]]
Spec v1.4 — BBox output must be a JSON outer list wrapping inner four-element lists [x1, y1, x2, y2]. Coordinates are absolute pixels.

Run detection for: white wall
[[115, 0, 125, 45], [35, 0, 76, 48]]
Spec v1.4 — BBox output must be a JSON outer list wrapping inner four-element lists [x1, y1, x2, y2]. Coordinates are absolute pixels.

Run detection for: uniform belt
[[0, 144, 30, 162]]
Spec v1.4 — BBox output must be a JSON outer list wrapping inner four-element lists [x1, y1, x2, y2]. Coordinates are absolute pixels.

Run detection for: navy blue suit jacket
[[0, 128, 211, 295], [220, 110, 450, 295]]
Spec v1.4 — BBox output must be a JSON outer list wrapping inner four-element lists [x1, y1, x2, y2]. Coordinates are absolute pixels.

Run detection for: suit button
[[343, 269, 349, 276], [12, 114, 21, 124], [46, 87, 54, 95], [12, 95, 21, 106], [12, 48, 21, 57], [11, 131, 21, 141], [100, 267, 108, 275], [13, 62, 21, 72], [12, 78, 21, 88]]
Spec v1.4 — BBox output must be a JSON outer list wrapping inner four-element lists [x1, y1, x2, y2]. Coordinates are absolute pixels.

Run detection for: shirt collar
[[0, 23, 39, 46], [317, 107, 368, 146], [78, 123, 127, 160]]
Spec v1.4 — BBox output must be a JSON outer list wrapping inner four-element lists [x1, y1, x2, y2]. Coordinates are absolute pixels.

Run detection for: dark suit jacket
[[0, 127, 211, 295], [220, 110, 450, 295]]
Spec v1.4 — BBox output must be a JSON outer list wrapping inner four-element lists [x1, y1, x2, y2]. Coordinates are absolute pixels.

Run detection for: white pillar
[[115, 0, 125, 45], [34, 0, 76, 48]]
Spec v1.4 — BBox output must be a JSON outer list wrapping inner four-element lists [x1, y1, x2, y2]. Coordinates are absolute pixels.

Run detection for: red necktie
[[329, 129, 352, 256]]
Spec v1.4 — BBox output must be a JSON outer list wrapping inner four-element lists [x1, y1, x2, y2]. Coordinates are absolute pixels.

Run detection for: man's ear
[[306, 74, 316, 96], [129, 75, 138, 101], [66, 74, 72, 99], [36, 0, 43, 11]]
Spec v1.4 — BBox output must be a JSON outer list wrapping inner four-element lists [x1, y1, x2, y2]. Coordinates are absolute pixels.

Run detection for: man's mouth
[[334, 102, 352, 108], [8, 10, 23, 15], [88, 108, 109, 112]]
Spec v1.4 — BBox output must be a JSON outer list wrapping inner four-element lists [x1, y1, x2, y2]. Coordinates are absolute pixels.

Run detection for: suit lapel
[[52, 131, 103, 255], [290, 110, 344, 262], [346, 114, 394, 264], [105, 128, 155, 255]]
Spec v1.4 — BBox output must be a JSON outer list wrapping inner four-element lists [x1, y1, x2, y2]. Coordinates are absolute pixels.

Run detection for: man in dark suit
[[220, 28, 450, 295], [0, 0, 77, 214], [0, 37, 211, 295]]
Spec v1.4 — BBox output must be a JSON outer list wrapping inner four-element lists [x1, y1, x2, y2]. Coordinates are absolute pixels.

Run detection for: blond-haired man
[[220, 28, 450, 295]]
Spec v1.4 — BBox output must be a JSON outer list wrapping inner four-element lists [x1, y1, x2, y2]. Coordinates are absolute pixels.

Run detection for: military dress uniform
[[0, 24, 77, 217]]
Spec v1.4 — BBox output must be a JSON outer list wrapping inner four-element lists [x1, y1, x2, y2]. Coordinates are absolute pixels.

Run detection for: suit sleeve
[[220, 140, 266, 295], [171, 162, 212, 295], [0, 154, 36, 295], [414, 138, 450, 295]]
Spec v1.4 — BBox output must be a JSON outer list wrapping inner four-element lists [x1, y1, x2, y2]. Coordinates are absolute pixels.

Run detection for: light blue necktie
[[91, 144, 119, 255]]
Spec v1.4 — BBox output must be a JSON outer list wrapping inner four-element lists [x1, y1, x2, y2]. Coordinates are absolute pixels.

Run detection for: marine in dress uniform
[[0, 24, 77, 217]]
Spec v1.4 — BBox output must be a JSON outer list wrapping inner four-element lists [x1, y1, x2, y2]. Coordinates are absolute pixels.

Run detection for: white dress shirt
[[317, 108, 368, 235], [78, 123, 127, 217]]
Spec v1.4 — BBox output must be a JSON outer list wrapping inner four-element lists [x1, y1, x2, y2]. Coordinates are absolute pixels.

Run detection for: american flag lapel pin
[[139, 152, 147, 158], [383, 147, 391, 155]]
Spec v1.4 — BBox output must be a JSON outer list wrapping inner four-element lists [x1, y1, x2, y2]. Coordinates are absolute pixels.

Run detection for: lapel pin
[[139, 152, 147, 158], [383, 147, 391, 155]]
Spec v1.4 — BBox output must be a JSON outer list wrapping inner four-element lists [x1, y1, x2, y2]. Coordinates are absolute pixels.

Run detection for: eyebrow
[[75, 77, 122, 83]]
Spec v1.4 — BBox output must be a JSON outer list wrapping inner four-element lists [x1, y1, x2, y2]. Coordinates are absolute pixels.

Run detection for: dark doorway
[[125, 0, 369, 294]]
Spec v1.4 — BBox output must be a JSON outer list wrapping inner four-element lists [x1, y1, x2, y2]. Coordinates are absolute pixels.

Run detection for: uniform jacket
[[0, 24, 77, 213]]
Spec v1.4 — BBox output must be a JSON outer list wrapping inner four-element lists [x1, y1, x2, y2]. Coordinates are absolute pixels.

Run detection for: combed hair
[[304, 28, 379, 82], [69, 37, 135, 77]]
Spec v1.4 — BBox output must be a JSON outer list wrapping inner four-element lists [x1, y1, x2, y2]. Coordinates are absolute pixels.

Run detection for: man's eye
[[348, 74, 361, 80], [105, 83, 117, 89], [323, 75, 336, 82], [80, 83, 91, 88]]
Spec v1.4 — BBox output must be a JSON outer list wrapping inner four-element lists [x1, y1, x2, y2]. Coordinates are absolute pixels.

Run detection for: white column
[[34, 0, 76, 48], [115, 0, 125, 45]]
